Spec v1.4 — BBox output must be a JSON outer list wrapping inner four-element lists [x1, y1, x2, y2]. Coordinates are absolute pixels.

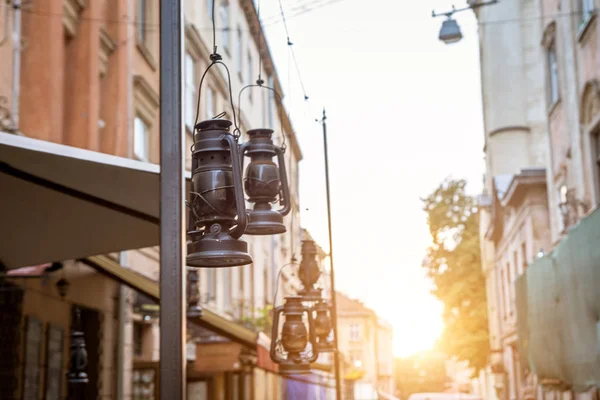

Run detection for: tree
[[395, 350, 450, 400], [422, 178, 489, 373]]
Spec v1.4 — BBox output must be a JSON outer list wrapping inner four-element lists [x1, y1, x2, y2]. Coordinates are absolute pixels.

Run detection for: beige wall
[[476, 1, 600, 400]]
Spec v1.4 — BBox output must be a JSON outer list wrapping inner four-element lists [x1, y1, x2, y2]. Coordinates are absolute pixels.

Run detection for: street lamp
[[187, 119, 253, 268], [270, 296, 318, 375], [438, 16, 463, 44], [432, 1, 499, 44], [240, 128, 291, 235]]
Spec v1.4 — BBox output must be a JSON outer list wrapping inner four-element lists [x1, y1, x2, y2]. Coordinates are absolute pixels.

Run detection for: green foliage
[[422, 178, 490, 373], [395, 350, 451, 400], [239, 305, 273, 335]]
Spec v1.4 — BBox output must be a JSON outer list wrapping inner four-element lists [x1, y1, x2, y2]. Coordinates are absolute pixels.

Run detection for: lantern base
[[316, 341, 336, 353], [187, 236, 252, 268], [297, 288, 323, 302], [67, 373, 89, 384], [278, 360, 313, 375], [245, 209, 286, 235]]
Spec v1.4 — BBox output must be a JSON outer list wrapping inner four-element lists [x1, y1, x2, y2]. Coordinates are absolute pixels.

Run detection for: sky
[[261, 0, 486, 357]]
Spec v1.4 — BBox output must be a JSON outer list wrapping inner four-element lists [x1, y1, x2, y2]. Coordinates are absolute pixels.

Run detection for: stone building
[[472, 0, 600, 399], [0, 0, 305, 398], [336, 292, 395, 400]]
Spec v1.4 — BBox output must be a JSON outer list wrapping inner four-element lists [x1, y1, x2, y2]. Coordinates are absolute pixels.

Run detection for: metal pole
[[321, 108, 342, 400], [159, 0, 186, 399]]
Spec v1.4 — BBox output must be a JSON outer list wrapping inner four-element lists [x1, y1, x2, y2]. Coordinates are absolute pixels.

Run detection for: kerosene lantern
[[297, 240, 322, 301], [296, 239, 336, 352], [313, 300, 335, 352], [67, 308, 88, 400], [239, 128, 291, 235], [187, 119, 253, 268], [270, 296, 318, 374]]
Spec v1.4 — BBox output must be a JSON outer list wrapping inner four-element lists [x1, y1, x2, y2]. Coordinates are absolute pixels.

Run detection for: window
[[184, 52, 196, 130], [207, 0, 214, 18], [581, 0, 595, 24], [220, 0, 230, 53], [267, 75, 275, 129], [594, 129, 600, 201], [247, 51, 253, 102], [506, 262, 513, 316], [263, 267, 269, 305], [206, 87, 215, 119], [137, 0, 148, 44], [133, 322, 143, 356], [521, 243, 528, 273], [236, 27, 243, 77], [500, 268, 507, 320], [134, 117, 150, 161], [207, 269, 216, 301], [223, 269, 231, 312], [547, 41, 559, 106], [350, 324, 360, 341]]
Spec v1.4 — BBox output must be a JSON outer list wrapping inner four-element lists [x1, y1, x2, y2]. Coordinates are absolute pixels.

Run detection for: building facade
[[473, 0, 600, 399], [0, 0, 305, 398], [336, 292, 395, 400]]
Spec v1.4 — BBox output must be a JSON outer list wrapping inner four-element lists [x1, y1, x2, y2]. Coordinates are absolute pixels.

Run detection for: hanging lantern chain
[[193, 0, 242, 140], [272, 261, 299, 306]]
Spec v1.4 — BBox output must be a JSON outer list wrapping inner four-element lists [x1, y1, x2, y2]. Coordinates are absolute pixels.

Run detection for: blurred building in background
[[336, 291, 396, 400], [474, 0, 600, 400]]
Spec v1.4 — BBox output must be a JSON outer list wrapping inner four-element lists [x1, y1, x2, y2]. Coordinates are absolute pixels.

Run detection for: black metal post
[[159, 0, 186, 398], [321, 109, 342, 400]]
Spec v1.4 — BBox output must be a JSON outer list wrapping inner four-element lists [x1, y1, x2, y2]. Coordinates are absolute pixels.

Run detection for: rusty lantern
[[297, 239, 323, 301], [240, 128, 291, 235], [187, 119, 253, 268], [270, 296, 318, 374], [313, 300, 335, 352]]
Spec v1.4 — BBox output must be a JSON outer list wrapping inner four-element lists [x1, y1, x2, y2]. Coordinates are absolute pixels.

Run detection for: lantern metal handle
[[306, 307, 319, 363], [276, 147, 291, 217], [269, 305, 285, 364], [221, 134, 248, 239], [238, 141, 249, 174]]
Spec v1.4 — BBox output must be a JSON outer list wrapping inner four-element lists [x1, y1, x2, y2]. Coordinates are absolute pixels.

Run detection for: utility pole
[[159, 0, 186, 398], [320, 109, 342, 400]]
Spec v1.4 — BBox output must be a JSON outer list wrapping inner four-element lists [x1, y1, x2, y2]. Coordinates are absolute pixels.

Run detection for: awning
[[516, 206, 600, 391], [0, 132, 190, 270], [83, 255, 257, 348]]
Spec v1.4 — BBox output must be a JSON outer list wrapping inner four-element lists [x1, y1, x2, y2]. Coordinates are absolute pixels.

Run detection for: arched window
[[581, 80, 600, 204]]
